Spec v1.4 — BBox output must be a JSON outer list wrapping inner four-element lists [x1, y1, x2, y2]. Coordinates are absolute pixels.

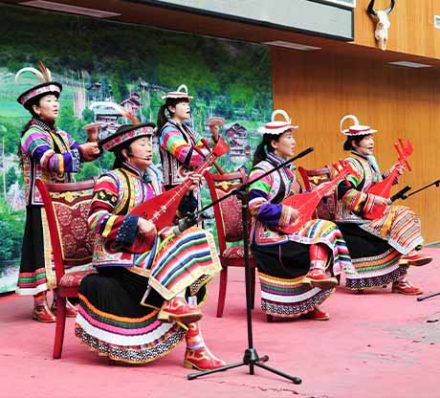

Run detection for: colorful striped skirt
[[251, 219, 352, 318], [359, 205, 424, 255], [136, 227, 221, 301], [287, 219, 353, 275], [75, 227, 221, 364], [258, 270, 333, 317], [337, 223, 407, 289], [16, 206, 48, 295], [75, 267, 187, 364]]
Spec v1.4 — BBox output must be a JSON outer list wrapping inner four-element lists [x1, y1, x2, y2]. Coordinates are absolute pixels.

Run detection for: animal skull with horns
[[367, 0, 396, 51]]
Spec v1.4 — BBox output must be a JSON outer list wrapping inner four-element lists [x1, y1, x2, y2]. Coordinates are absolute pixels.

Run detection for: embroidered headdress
[[98, 103, 155, 152], [15, 62, 62, 110]]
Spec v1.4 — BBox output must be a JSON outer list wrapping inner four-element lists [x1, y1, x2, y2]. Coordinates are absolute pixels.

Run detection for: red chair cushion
[[220, 196, 243, 241], [58, 269, 96, 288], [222, 246, 245, 258], [53, 201, 95, 266]]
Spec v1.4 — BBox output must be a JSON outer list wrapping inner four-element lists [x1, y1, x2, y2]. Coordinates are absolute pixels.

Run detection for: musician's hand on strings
[[374, 195, 391, 207], [394, 164, 405, 175], [320, 181, 336, 197], [187, 173, 202, 191], [277, 206, 301, 232], [137, 218, 157, 237], [286, 207, 300, 223], [387, 163, 405, 184]]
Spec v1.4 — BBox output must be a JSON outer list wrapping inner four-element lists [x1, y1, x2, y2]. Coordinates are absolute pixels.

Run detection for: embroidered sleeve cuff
[[362, 193, 377, 215], [115, 215, 139, 246], [341, 189, 367, 214]]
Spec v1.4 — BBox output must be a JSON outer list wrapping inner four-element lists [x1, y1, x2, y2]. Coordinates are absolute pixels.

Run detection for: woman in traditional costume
[[249, 110, 353, 321], [335, 115, 431, 295], [15, 63, 100, 322], [156, 84, 222, 217], [75, 122, 225, 369]]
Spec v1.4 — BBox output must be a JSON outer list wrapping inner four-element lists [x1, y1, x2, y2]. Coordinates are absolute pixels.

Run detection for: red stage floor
[[1, 248, 439, 398]]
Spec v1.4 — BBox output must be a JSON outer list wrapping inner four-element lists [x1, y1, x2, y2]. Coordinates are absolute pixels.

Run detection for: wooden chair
[[204, 170, 256, 318], [36, 179, 96, 359], [297, 165, 337, 220]]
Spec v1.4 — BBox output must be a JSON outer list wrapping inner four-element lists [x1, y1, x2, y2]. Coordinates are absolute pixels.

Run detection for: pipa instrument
[[129, 137, 230, 253], [364, 138, 413, 220], [280, 160, 356, 234]]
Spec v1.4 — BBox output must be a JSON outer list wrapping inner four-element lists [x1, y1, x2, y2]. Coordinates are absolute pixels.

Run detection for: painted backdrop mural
[[0, 5, 272, 292]]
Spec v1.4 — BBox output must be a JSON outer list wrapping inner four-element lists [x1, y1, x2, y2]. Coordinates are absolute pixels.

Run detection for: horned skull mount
[[367, 0, 396, 51]]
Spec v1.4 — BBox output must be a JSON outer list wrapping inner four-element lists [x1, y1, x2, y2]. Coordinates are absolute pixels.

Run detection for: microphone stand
[[417, 291, 440, 302], [391, 179, 440, 202], [187, 147, 314, 384], [391, 179, 440, 302]]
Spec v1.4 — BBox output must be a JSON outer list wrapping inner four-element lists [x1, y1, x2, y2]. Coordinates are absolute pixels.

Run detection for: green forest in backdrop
[[0, 4, 272, 292]]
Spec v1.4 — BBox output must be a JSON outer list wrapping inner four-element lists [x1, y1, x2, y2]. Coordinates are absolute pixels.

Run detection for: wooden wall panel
[[272, 47, 440, 243], [354, 0, 440, 59], [3, 0, 440, 69]]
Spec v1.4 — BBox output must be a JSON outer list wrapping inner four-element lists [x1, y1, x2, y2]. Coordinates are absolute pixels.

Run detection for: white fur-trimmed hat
[[257, 109, 298, 135], [340, 114, 377, 136], [162, 84, 193, 100]]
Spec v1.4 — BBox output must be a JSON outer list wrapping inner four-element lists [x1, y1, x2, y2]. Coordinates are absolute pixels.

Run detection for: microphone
[[128, 153, 151, 161], [390, 185, 411, 202]]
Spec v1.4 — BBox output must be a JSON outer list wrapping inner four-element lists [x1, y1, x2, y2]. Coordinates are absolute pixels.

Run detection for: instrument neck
[[382, 156, 408, 188], [158, 151, 218, 218], [305, 170, 348, 202]]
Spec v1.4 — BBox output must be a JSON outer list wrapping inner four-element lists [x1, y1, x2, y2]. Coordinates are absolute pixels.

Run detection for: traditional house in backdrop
[[226, 123, 249, 163]]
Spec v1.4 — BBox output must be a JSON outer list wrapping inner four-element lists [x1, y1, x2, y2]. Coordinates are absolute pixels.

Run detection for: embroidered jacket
[[159, 119, 207, 186], [20, 119, 82, 205], [336, 151, 392, 223], [249, 152, 301, 246], [88, 163, 163, 268]]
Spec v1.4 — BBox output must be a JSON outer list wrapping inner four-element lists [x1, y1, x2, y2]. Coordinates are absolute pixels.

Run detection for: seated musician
[[75, 122, 225, 369], [335, 115, 432, 295], [249, 110, 354, 321]]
